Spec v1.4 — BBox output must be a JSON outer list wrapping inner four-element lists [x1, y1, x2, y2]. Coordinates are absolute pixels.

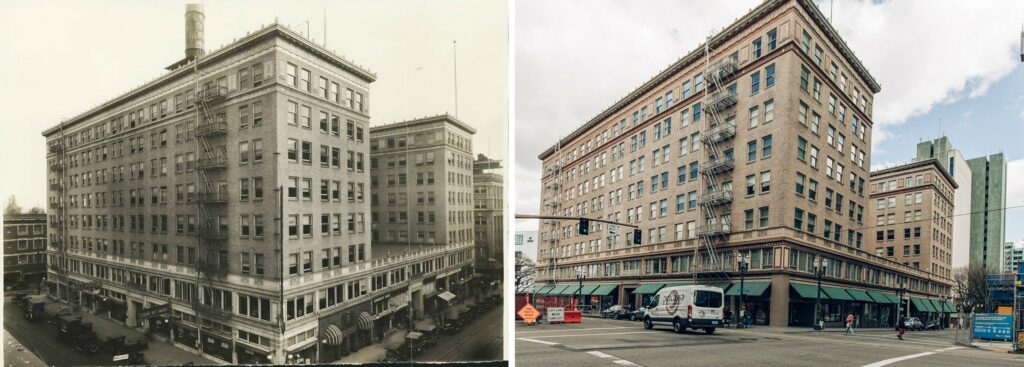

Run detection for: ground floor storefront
[[531, 274, 955, 328]]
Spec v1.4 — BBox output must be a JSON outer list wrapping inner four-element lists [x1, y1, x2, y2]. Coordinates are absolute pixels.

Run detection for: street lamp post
[[738, 254, 750, 328], [813, 258, 828, 331], [576, 270, 586, 311]]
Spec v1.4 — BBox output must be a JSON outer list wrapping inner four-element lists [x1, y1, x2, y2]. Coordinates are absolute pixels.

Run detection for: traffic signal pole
[[514, 214, 640, 229]]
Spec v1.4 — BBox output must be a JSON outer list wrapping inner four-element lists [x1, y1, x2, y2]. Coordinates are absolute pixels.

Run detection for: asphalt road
[[516, 317, 1024, 367], [3, 296, 120, 366], [418, 304, 504, 362]]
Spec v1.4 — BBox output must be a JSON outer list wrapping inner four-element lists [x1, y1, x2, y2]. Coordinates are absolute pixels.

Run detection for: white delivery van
[[642, 285, 724, 334]]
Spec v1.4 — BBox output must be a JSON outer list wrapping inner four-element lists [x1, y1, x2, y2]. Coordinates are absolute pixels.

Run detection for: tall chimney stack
[[185, 4, 205, 60]]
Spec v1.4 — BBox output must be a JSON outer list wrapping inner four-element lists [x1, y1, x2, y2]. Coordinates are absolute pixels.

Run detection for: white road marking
[[523, 331, 660, 339], [587, 351, 614, 358], [844, 334, 952, 346], [517, 326, 634, 335], [613, 359, 641, 366], [516, 337, 560, 346], [587, 350, 642, 366], [861, 346, 963, 367]]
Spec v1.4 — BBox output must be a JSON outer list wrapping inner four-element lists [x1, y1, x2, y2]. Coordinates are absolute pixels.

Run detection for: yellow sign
[[518, 303, 541, 325], [997, 306, 1013, 315]]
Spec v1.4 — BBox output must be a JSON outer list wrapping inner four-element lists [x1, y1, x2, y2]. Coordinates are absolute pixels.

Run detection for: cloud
[[825, 0, 1024, 145], [1008, 159, 1024, 208]]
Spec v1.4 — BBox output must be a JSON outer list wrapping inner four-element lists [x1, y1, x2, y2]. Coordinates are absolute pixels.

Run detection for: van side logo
[[665, 290, 681, 314]]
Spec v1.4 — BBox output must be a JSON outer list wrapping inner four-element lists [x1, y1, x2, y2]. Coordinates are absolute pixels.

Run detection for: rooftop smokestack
[[185, 4, 205, 60]]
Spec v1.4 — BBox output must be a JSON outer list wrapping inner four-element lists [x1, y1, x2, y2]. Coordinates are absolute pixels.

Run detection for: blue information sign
[[973, 314, 1013, 341]]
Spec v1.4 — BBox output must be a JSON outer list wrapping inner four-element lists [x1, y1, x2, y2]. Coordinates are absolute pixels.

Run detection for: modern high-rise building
[[533, 0, 954, 328], [913, 136, 972, 269], [916, 137, 1007, 271], [866, 159, 956, 280], [368, 115, 476, 251], [42, 7, 476, 364], [3, 213, 48, 286], [966, 153, 1007, 271], [473, 154, 504, 277], [1003, 241, 1023, 274]]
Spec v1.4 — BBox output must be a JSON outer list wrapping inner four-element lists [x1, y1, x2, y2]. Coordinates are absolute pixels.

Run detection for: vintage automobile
[[57, 316, 100, 354]]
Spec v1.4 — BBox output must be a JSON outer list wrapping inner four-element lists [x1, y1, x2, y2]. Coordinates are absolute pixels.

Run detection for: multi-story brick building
[[3, 213, 48, 287], [42, 7, 475, 364], [473, 154, 504, 277], [532, 0, 954, 328], [368, 115, 476, 250], [866, 159, 956, 280]]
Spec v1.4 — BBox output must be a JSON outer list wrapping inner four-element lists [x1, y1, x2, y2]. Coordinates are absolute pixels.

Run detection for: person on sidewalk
[[845, 312, 855, 335], [896, 316, 906, 340]]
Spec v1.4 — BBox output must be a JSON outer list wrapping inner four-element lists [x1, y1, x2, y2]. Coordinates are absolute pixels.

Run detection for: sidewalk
[[4, 329, 47, 367], [971, 340, 1015, 353], [41, 299, 217, 365]]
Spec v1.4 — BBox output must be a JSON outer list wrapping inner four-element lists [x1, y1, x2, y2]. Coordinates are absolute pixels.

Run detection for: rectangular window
[[761, 135, 772, 157], [765, 64, 775, 87]]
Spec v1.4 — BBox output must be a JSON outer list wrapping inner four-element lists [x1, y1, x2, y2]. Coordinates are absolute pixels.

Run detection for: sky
[[0, 0, 508, 210], [514, 0, 1024, 247]]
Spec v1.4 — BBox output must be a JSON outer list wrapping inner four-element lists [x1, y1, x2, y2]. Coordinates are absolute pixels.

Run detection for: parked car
[[904, 317, 925, 331], [601, 305, 633, 320], [643, 285, 724, 334], [631, 307, 649, 321]]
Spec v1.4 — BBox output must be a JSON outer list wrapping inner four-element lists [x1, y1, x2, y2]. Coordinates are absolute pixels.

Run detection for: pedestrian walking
[[896, 316, 906, 340], [845, 312, 855, 335]]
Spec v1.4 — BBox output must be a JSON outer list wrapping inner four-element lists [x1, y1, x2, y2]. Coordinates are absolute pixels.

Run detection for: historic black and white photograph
[[0, 0, 507, 365]]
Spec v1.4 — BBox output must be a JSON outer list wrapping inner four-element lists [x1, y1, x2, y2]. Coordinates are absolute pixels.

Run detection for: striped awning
[[844, 289, 875, 303], [357, 311, 373, 331], [790, 283, 825, 299], [591, 284, 618, 296], [724, 281, 770, 297], [321, 324, 343, 346], [633, 283, 666, 294]]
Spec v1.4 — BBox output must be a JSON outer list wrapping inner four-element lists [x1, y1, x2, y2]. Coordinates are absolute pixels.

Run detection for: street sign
[[517, 303, 540, 325], [137, 303, 171, 320], [547, 307, 565, 323], [113, 354, 129, 362], [608, 224, 619, 235]]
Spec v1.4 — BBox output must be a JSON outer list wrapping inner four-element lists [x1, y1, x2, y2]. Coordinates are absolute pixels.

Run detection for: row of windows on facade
[[369, 172, 475, 190], [370, 230, 440, 244], [57, 256, 274, 322], [284, 62, 365, 113], [284, 99, 366, 140], [286, 176, 365, 202], [547, 21, 873, 175], [58, 209, 367, 239], [49, 59, 278, 152], [370, 191, 437, 207], [370, 152, 438, 170], [370, 130, 473, 153], [876, 174, 952, 199], [286, 138, 365, 172], [5, 253, 45, 266], [4, 225, 45, 237], [5, 239, 46, 251]]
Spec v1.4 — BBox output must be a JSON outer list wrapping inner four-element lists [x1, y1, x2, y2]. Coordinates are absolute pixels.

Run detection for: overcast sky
[[514, 0, 1024, 245], [0, 0, 507, 210]]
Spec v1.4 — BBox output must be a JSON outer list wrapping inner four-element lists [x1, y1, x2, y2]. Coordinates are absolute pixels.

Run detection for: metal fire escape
[[193, 79, 232, 322], [48, 129, 69, 301], [694, 43, 739, 286], [542, 141, 564, 285]]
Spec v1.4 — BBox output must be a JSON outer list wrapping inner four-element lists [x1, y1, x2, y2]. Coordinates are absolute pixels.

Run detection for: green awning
[[702, 281, 732, 291], [558, 285, 582, 295], [591, 284, 618, 296], [927, 299, 943, 313], [942, 300, 957, 313], [544, 285, 570, 295], [845, 289, 875, 302], [633, 283, 666, 294], [665, 282, 693, 288], [535, 285, 555, 294], [725, 281, 770, 297], [910, 297, 936, 312], [791, 283, 826, 299], [579, 284, 600, 295], [821, 286, 854, 301], [866, 291, 898, 304]]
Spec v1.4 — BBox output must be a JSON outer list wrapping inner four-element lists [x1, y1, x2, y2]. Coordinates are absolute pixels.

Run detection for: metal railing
[[704, 90, 738, 114], [50, 163, 64, 172], [698, 223, 732, 237], [705, 58, 740, 84], [701, 157, 735, 175], [197, 191, 230, 204], [196, 226, 229, 239], [197, 154, 228, 170], [703, 124, 736, 144], [196, 119, 228, 137], [698, 191, 734, 207], [196, 86, 228, 103]]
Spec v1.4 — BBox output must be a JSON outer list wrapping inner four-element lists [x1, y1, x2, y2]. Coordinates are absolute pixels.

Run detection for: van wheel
[[673, 319, 684, 333], [704, 328, 716, 334], [643, 317, 654, 330]]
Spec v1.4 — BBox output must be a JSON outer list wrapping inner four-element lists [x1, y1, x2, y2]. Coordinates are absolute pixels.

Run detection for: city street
[[4, 297, 118, 366], [516, 317, 1024, 367], [418, 303, 504, 361]]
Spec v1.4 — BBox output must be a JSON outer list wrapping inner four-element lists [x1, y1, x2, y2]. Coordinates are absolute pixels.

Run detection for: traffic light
[[578, 218, 590, 235], [633, 229, 642, 245]]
